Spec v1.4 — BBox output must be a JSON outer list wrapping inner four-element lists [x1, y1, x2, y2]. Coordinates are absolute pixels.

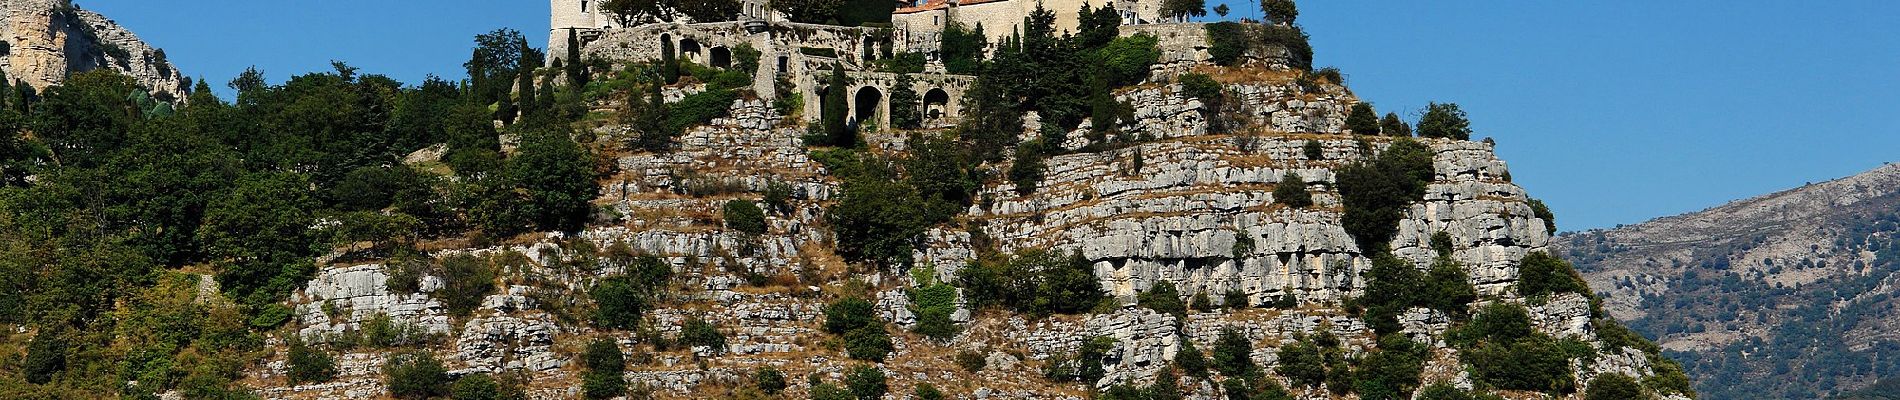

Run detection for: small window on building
[[581, 0, 590, 12]]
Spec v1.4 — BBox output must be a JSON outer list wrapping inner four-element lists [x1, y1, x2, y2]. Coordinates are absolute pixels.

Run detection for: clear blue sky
[[85, 1, 1900, 232]]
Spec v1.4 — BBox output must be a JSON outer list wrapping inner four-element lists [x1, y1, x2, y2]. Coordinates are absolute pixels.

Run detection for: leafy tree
[[1261, 0, 1299, 25], [1274, 172, 1313, 208], [451, 374, 503, 400], [287, 335, 338, 384], [1190, 291, 1213, 312], [940, 23, 989, 75], [679, 316, 727, 353], [909, 281, 961, 339], [1362, 252, 1423, 334], [1139, 281, 1187, 319], [1518, 252, 1588, 298], [957, 249, 1104, 317], [1417, 382, 1489, 400], [604, 0, 673, 25], [504, 127, 598, 233], [582, 338, 628, 399], [1008, 140, 1047, 195], [844, 325, 893, 362], [1336, 138, 1435, 251], [845, 364, 888, 400], [828, 166, 933, 267], [1586, 373, 1650, 400], [756, 367, 788, 394], [24, 330, 66, 384], [1223, 288, 1249, 309], [1160, 0, 1206, 22], [1205, 22, 1249, 67], [436, 254, 499, 317], [825, 297, 878, 334], [1212, 327, 1256, 377], [1380, 112, 1411, 137], [1213, 4, 1230, 18], [466, 29, 527, 106], [1257, 24, 1314, 71], [820, 64, 855, 146], [1422, 257, 1478, 320], [678, 0, 741, 22], [385, 351, 451, 399], [1098, 34, 1161, 88], [1417, 102, 1472, 140], [812, 382, 854, 400], [1347, 102, 1380, 135], [1304, 140, 1324, 160], [889, 74, 921, 130], [1529, 198, 1556, 234], [723, 199, 767, 235], [1176, 340, 1209, 379], [1276, 338, 1325, 387], [1354, 335, 1429, 400], [1465, 334, 1575, 393], [200, 172, 318, 306]]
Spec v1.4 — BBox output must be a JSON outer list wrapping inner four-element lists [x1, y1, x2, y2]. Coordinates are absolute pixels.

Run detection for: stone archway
[[710, 46, 732, 69], [853, 86, 883, 130], [659, 33, 672, 58], [680, 38, 702, 62], [923, 88, 950, 120]]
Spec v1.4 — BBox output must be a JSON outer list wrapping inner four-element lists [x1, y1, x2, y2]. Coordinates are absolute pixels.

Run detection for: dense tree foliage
[[1380, 112, 1411, 137], [1274, 172, 1314, 208], [958, 249, 1105, 318], [582, 338, 628, 399], [1417, 102, 1472, 140], [1336, 139, 1435, 251], [385, 351, 451, 399], [1261, 0, 1298, 25], [1347, 102, 1380, 135]]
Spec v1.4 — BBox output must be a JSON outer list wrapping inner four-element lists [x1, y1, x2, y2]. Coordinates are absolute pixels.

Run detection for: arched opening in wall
[[923, 88, 950, 120], [659, 34, 673, 58], [709, 47, 732, 69], [777, 56, 789, 74], [680, 38, 702, 62], [853, 86, 883, 128]]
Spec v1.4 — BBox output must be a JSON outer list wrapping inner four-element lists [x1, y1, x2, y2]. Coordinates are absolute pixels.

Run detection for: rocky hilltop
[[0, 0, 188, 98], [242, 34, 1690, 400], [1557, 163, 1900, 399]]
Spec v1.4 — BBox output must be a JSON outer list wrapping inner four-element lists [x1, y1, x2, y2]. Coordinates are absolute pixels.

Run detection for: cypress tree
[[661, 39, 679, 85], [516, 68, 537, 122], [821, 64, 852, 146], [566, 28, 589, 88]]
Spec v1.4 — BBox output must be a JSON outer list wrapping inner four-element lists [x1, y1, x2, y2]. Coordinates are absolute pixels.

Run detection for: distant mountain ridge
[[1556, 162, 1900, 399]]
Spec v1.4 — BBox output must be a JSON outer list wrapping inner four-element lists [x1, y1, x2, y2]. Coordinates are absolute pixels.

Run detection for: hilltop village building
[[546, 0, 1176, 129]]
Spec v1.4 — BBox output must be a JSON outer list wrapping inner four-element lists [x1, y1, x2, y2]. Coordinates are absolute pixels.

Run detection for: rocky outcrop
[[0, 0, 189, 97]]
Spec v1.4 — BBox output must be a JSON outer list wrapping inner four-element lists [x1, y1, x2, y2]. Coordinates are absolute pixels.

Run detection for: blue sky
[[84, 1, 1900, 232]]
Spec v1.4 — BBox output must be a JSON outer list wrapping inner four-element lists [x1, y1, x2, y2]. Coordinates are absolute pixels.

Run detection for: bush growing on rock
[[450, 373, 501, 400], [909, 281, 962, 339], [384, 351, 450, 399], [1529, 198, 1557, 234], [1274, 172, 1314, 208], [844, 325, 894, 362], [1585, 373, 1650, 400], [1205, 22, 1249, 66], [678, 316, 727, 353], [1275, 337, 1324, 387], [1212, 327, 1256, 377], [1098, 34, 1162, 88], [286, 335, 337, 385], [1138, 281, 1187, 319], [1223, 288, 1250, 309], [1304, 140, 1324, 160], [844, 364, 888, 400], [1190, 291, 1214, 312], [1381, 112, 1412, 137], [437, 253, 499, 317], [582, 338, 627, 399], [824, 297, 877, 334], [1046, 336, 1116, 383], [957, 249, 1105, 318], [722, 199, 767, 235], [1347, 103, 1380, 135], [1353, 335, 1429, 400], [956, 350, 989, 372], [914, 382, 946, 400], [1176, 340, 1209, 378], [1417, 102, 1473, 140], [1518, 252, 1589, 298], [755, 366, 788, 394], [1337, 138, 1435, 251]]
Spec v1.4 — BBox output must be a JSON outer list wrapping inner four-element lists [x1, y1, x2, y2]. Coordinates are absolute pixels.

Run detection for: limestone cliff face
[[0, 0, 188, 97]]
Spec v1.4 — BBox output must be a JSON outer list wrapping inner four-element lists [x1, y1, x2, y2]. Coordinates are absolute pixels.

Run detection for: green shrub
[[1347, 103, 1380, 135], [1380, 113, 1412, 137], [825, 297, 877, 334], [1190, 291, 1213, 312], [450, 374, 501, 400], [1337, 138, 1435, 251], [1274, 172, 1313, 208], [1008, 140, 1046, 195], [812, 382, 853, 400], [437, 253, 498, 317], [1417, 102, 1472, 140], [1275, 339, 1324, 387], [1223, 288, 1249, 309], [1206, 22, 1249, 66], [250, 303, 293, 329], [957, 249, 1104, 318], [1212, 327, 1256, 377], [286, 335, 337, 385], [1138, 281, 1187, 319], [1046, 336, 1115, 383], [1518, 252, 1588, 298], [844, 364, 888, 400], [756, 366, 787, 394], [1256, 24, 1313, 71], [956, 350, 988, 372], [1178, 73, 1223, 103], [679, 316, 727, 353], [1354, 335, 1429, 400], [582, 339, 627, 399], [1098, 34, 1162, 87], [844, 325, 893, 362], [1529, 198, 1556, 234], [914, 382, 946, 400], [1466, 334, 1575, 394], [664, 88, 738, 134], [592, 276, 653, 330], [1176, 340, 1209, 378], [1642, 356, 1694, 397], [723, 200, 767, 235], [909, 282, 961, 339], [1303, 140, 1323, 160], [1361, 253, 1423, 335], [384, 351, 450, 399], [1423, 257, 1478, 320], [1417, 382, 1496, 400], [1585, 373, 1649, 400]]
